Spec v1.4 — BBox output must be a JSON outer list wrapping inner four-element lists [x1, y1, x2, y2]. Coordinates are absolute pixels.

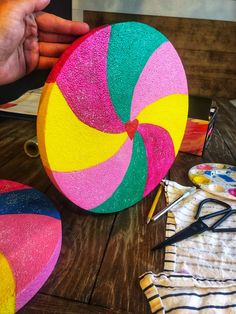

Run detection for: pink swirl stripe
[[138, 124, 175, 196], [0, 214, 61, 310], [17, 237, 61, 311], [56, 26, 124, 133], [50, 138, 133, 210], [131, 42, 188, 120]]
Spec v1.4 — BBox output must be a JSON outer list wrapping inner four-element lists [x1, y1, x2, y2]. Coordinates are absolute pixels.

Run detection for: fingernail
[[83, 23, 90, 32]]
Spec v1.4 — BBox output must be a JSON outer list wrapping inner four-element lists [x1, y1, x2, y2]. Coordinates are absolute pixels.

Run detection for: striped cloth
[[140, 180, 236, 313]]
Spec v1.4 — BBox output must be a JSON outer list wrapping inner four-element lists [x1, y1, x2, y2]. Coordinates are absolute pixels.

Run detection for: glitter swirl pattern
[[0, 180, 61, 311], [37, 22, 188, 213]]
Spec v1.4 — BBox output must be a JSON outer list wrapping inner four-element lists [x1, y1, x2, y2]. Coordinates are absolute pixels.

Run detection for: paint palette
[[37, 22, 188, 213], [0, 180, 61, 312], [189, 163, 236, 200]]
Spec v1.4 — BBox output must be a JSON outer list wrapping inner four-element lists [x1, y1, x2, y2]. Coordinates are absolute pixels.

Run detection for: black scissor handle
[[211, 209, 236, 232], [195, 198, 231, 219]]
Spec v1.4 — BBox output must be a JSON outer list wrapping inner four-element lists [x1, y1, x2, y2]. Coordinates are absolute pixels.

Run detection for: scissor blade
[[152, 219, 208, 251]]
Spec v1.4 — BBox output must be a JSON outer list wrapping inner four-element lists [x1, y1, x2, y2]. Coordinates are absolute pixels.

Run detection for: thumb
[[17, 0, 50, 15], [33, 0, 51, 12]]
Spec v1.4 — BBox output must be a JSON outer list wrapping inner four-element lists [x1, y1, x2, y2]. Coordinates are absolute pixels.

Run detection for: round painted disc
[[0, 180, 61, 312], [189, 163, 236, 200], [37, 22, 188, 213]]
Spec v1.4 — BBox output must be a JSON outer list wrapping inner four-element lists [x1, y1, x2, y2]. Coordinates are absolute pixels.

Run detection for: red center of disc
[[125, 119, 139, 140]]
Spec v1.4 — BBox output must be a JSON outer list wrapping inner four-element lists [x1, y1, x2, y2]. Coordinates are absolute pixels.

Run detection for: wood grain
[[213, 99, 236, 160], [41, 184, 116, 303], [18, 293, 132, 314], [90, 191, 166, 314], [84, 11, 236, 98], [0, 118, 36, 168], [0, 118, 50, 191], [170, 101, 236, 186], [1, 99, 235, 313], [84, 11, 236, 52]]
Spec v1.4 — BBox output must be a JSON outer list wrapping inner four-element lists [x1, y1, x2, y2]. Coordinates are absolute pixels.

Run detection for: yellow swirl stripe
[[38, 83, 128, 172], [0, 252, 15, 314], [137, 94, 188, 155]]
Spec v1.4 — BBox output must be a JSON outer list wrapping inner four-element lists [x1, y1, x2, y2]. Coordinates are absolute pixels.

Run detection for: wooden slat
[[90, 100, 235, 313], [178, 49, 236, 97], [203, 129, 236, 165], [1, 98, 235, 314], [41, 184, 116, 303], [84, 11, 236, 52], [18, 293, 132, 314], [0, 119, 50, 191], [178, 49, 236, 79], [84, 11, 236, 98], [212, 99, 236, 160], [170, 103, 236, 186], [0, 118, 36, 168], [90, 191, 166, 314], [0, 155, 51, 191], [183, 75, 235, 98]]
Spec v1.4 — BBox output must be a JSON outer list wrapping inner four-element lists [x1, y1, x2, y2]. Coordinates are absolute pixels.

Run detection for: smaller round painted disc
[[189, 163, 236, 200], [0, 179, 62, 312]]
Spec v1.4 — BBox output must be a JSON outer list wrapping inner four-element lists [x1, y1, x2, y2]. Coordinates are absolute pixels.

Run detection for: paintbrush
[[151, 186, 196, 222]]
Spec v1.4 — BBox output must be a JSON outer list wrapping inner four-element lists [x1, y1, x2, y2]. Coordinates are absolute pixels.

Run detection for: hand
[[0, 0, 90, 85]]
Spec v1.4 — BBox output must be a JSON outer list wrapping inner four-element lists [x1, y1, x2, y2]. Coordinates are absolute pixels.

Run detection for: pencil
[[147, 184, 163, 224]]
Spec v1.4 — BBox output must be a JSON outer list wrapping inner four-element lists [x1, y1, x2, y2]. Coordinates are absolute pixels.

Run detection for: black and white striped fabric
[[140, 180, 236, 313]]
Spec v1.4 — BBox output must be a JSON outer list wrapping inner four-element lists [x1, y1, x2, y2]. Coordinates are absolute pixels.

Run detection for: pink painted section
[[0, 214, 61, 309], [16, 237, 61, 311], [47, 27, 105, 83], [229, 188, 236, 197], [56, 26, 124, 133], [50, 139, 133, 210], [196, 164, 213, 170], [138, 124, 175, 196], [131, 42, 188, 120], [0, 180, 30, 194]]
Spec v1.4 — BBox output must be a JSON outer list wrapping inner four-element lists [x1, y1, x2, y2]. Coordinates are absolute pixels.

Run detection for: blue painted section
[[0, 189, 60, 220], [218, 174, 235, 182]]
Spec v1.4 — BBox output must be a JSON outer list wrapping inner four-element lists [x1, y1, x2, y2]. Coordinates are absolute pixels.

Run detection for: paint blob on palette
[[189, 163, 236, 200], [0, 180, 61, 312], [37, 22, 188, 213]]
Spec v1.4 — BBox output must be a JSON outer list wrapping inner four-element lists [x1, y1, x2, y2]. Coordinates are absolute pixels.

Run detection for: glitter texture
[[50, 138, 133, 210], [0, 180, 61, 311], [57, 26, 125, 133], [107, 22, 168, 123], [37, 21, 188, 214], [130, 41, 188, 120], [138, 124, 175, 196]]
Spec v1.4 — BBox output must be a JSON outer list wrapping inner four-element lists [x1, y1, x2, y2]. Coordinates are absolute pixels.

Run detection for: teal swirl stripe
[[107, 22, 168, 123], [91, 132, 147, 213]]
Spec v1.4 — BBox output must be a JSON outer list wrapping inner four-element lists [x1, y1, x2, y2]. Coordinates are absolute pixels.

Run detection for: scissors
[[152, 198, 236, 251]]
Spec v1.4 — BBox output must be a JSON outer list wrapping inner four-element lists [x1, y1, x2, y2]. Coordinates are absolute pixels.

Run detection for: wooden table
[[0, 99, 235, 314]]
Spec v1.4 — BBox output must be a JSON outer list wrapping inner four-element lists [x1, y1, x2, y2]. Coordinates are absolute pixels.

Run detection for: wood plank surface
[[19, 293, 132, 314], [90, 193, 166, 314], [0, 99, 235, 313], [0, 118, 50, 191], [0, 118, 36, 168], [41, 185, 116, 303], [89, 100, 236, 313], [84, 11, 236, 52], [84, 11, 236, 98], [213, 99, 236, 160]]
